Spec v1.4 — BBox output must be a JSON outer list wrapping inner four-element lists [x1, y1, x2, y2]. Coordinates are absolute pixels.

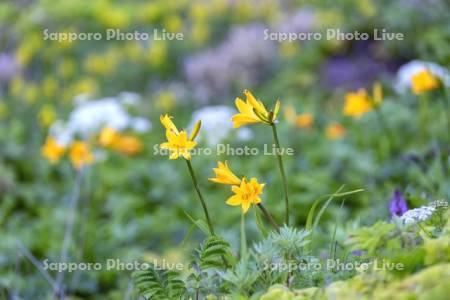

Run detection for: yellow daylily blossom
[[232, 89, 280, 128], [284, 105, 314, 129], [70, 141, 94, 169], [209, 161, 242, 185], [112, 135, 143, 155], [295, 113, 314, 129], [226, 177, 265, 214], [343, 89, 373, 118], [343, 83, 384, 118], [99, 127, 118, 147], [159, 115, 200, 161], [41, 137, 65, 163], [160, 114, 179, 134], [160, 130, 196, 160], [411, 70, 440, 95], [326, 123, 346, 140]]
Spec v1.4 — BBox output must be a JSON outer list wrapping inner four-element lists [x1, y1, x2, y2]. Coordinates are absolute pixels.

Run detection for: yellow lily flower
[[411, 70, 440, 95], [160, 115, 199, 160], [112, 135, 143, 155], [70, 141, 94, 169], [343, 89, 374, 118], [209, 161, 241, 185], [41, 137, 65, 163], [343, 82, 384, 118], [295, 113, 314, 129], [326, 123, 346, 140], [99, 127, 118, 147], [232, 89, 280, 128], [226, 177, 265, 214], [160, 114, 179, 134]]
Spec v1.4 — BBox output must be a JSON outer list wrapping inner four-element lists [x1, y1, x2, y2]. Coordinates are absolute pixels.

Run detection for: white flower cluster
[[395, 60, 449, 93], [189, 105, 252, 146], [401, 205, 436, 225], [50, 93, 151, 146]]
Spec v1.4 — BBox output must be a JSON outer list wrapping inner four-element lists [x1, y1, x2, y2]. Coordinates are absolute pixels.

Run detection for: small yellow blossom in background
[[84, 53, 117, 76], [411, 70, 440, 95], [343, 82, 384, 118], [164, 15, 183, 32], [10, 76, 24, 97], [156, 90, 176, 111], [41, 137, 65, 163], [72, 78, 98, 96], [232, 90, 280, 128], [279, 42, 299, 59], [209, 161, 241, 185], [138, 2, 162, 23], [25, 84, 38, 104], [58, 59, 76, 79], [326, 123, 346, 140], [343, 89, 373, 118], [99, 127, 118, 147], [96, 6, 129, 29], [226, 178, 265, 214], [38, 105, 56, 127], [70, 141, 94, 169], [43, 77, 58, 98], [99, 127, 143, 156], [191, 21, 209, 44], [0, 101, 8, 119], [146, 41, 167, 68], [295, 113, 314, 129], [112, 135, 143, 156], [372, 81, 383, 105], [284, 105, 313, 129], [15, 33, 42, 66], [159, 115, 199, 160], [284, 105, 296, 123]]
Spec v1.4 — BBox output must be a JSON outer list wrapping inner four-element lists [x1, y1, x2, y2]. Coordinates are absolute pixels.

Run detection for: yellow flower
[[411, 70, 440, 95], [284, 105, 314, 129], [160, 130, 196, 160], [159, 115, 200, 160], [295, 113, 314, 129], [284, 105, 297, 124], [209, 161, 242, 185], [160, 114, 179, 134], [343, 89, 373, 118], [326, 123, 345, 140], [232, 89, 280, 128], [38, 105, 56, 127], [226, 177, 265, 214], [112, 135, 143, 155], [70, 141, 94, 169], [41, 137, 65, 163], [99, 127, 118, 147], [0, 101, 7, 119]]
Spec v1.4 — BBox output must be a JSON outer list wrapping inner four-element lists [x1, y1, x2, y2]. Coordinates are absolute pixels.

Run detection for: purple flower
[[389, 189, 408, 217]]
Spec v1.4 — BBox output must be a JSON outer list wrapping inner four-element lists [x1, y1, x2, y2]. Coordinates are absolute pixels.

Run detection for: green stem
[[271, 123, 290, 226], [240, 212, 247, 259], [441, 87, 450, 142], [374, 108, 395, 154], [186, 160, 215, 236], [257, 203, 279, 232]]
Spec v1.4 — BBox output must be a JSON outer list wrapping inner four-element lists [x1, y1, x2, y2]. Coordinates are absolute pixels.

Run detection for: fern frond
[[132, 265, 186, 299]]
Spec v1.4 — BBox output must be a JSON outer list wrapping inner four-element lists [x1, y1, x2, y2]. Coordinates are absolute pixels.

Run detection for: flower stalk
[[257, 203, 279, 231], [186, 160, 215, 236], [271, 123, 290, 226]]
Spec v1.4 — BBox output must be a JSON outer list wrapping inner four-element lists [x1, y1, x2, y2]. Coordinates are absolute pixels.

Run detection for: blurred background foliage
[[0, 0, 449, 298]]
